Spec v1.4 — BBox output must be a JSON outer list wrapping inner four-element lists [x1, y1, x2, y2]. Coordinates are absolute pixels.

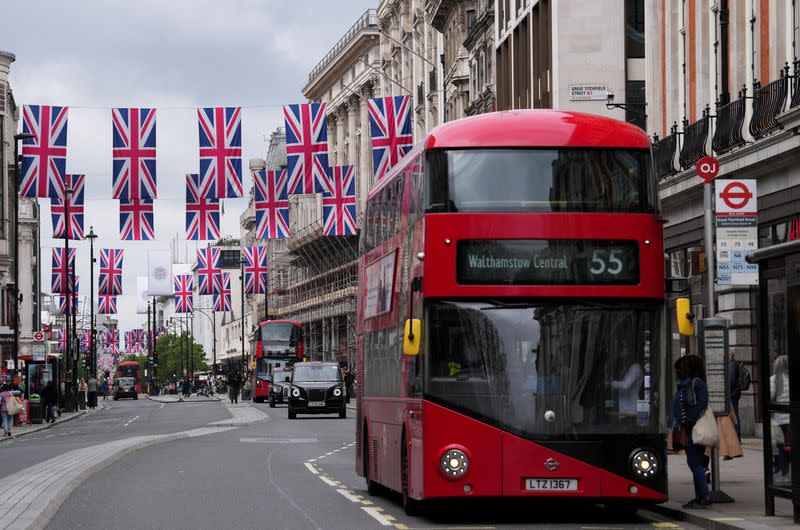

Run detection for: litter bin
[[28, 394, 43, 424]]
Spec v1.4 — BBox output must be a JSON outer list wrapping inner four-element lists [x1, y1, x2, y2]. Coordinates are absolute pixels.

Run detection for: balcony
[[712, 87, 747, 155], [652, 126, 679, 181], [749, 66, 789, 140], [678, 108, 710, 169], [307, 9, 379, 84]]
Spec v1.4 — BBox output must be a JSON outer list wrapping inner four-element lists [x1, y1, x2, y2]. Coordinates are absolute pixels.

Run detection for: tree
[[153, 333, 207, 383]]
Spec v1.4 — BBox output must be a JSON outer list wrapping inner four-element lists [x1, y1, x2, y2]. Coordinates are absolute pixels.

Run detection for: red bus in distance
[[356, 110, 666, 515], [116, 361, 141, 394], [252, 320, 303, 403]]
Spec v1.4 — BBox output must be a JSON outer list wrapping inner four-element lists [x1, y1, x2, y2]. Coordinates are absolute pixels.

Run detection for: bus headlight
[[292, 387, 301, 397], [333, 387, 342, 397], [630, 449, 658, 479], [440, 448, 469, 479]]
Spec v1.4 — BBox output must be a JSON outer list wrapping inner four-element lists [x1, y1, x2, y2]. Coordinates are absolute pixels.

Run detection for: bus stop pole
[[704, 180, 735, 503]]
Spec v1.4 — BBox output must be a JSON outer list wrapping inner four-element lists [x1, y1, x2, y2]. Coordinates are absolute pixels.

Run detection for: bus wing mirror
[[676, 297, 695, 336], [403, 319, 422, 356]]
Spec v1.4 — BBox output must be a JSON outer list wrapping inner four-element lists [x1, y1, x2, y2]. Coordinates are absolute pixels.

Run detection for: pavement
[[652, 438, 796, 530]]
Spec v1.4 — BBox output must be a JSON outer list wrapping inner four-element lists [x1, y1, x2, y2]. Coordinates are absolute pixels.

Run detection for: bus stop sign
[[696, 156, 720, 183]]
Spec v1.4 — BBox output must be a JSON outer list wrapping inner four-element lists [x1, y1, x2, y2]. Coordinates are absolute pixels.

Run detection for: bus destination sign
[[457, 239, 639, 285]]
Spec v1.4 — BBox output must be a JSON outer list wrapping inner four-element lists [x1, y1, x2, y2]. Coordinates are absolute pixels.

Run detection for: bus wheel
[[269, 397, 276, 408], [288, 408, 296, 419], [365, 427, 381, 496], [401, 434, 423, 516]]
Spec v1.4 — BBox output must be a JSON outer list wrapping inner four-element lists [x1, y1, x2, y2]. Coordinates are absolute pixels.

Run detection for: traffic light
[[150, 350, 158, 368]]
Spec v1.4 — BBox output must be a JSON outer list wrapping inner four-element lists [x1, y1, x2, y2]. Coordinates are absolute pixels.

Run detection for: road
[[19, 399, 700, 530]]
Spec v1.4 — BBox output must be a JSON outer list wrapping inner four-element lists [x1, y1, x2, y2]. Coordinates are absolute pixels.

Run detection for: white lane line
[[336, 488, 361, 503], [361, 507, 393, 526], [240, 437, 318, 444], [319, 476, 338, 487], [304, 462, 319, 475], [160, 403, 165, 409], [123, 415, 140, 427]]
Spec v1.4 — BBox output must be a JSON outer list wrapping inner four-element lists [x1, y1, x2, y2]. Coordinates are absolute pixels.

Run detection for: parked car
[[269, 367, 292, 408]]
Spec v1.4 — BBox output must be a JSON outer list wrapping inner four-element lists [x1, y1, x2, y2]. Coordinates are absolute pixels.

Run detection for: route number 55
[[590, 250, 623, 275]]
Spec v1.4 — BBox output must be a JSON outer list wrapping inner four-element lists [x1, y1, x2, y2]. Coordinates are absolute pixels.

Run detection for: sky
[[3, 0, 375, 332]]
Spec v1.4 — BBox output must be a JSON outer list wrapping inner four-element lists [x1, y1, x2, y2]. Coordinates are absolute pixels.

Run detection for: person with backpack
[[728, 352, 751, 440]]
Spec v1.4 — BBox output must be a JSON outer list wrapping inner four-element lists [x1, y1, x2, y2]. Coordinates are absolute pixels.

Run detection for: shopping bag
[[692, 406, 720, 448], [6, 396, 22, 416], [671, 426, 690, 451]]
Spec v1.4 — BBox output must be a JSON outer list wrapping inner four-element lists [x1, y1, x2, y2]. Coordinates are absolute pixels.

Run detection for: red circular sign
[[696, 156, 720, 182], [32, 331, 45, 342], [720, 181, 754, 209]]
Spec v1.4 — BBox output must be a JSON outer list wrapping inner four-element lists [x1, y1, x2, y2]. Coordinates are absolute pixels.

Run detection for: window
[[625, 80, 647, 131], [466, 9, 477, 34], [625, 0, 645, 59]]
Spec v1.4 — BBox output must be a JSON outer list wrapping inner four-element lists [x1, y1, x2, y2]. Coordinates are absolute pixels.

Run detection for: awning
[[746, 240, 800, 263]]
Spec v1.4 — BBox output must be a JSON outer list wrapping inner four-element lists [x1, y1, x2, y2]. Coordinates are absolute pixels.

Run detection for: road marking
[[160, 403, 165, 409], [710, 518, 744, 522], [304, 462, 319, 475], [362, 506, 394, 526], [319, 476, 338, 487], [240, 437, 318, 444], [123, 415, 139, 427], [337, 488, 361, 503]]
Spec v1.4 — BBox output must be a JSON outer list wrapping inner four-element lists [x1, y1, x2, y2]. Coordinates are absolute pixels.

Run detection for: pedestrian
[[101, 379, 109, 400], [671, 355, 712, 509], [41, 380, 58, 423], [78, 378, 88, 408], [770, 355, 791, 478], [0, 383, 22, 437], [87, 375, 99, 409], [727, 352, 744, 440]]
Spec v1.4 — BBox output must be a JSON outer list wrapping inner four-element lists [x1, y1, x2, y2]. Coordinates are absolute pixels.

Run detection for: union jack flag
[[322, 165, 358, 236], [50, 174, 85, 240], [367, 96, 413, 181], [131, 329, 146, 353], [242, 246, 268, 295], [196, 247, 220, 296], [59, 276, 79, 315], [101, 329, 120, 354], [185, 173, 221, 240], [20, 105, 68, 199], [124, 331, 133, 352], [197, 107, 243, 198], [213, 271, 231, 312], [120, 198, 155, 240], [173, 274, 193, 313], [55, 329, 67, 353], [284, 103, 331, 194], [156, 326, 167, 340], [98, 294, 118, 314], [51, 247, 76, 294], [79, 329, 91, 353], [112, 107, 157, 200], [253, 169, 290, 239], [99, 248, 124, 295]]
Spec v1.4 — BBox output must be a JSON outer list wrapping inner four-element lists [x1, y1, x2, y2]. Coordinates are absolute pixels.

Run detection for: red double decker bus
[[253, 320, 304, 403], [356, 110, 666, 515], [116, 361, 141, 394]]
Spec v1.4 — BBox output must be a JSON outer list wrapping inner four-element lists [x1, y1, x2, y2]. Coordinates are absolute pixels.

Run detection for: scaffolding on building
[[266, 218, 359, 367]]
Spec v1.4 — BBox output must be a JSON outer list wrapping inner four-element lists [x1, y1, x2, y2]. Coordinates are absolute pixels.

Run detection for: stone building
[[430, 0, 496, 120], [0, 50, 41, 377], [647, 0, 800, 440]]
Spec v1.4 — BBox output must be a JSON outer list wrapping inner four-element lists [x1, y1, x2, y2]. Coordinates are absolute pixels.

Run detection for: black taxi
[[287, 362, 346, 419]]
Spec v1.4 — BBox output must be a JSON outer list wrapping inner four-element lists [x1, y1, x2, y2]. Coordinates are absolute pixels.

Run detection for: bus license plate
[[525, 479, 578, 491], [308, 401, 325, 407]]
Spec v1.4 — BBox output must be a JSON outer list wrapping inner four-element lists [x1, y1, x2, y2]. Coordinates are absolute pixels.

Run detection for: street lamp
[[240, 257, 246, 379], [86, 227, 97, 378], [12, 132, 34, 378]]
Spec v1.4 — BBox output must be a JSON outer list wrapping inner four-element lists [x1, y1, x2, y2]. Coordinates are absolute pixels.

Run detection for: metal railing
[[712, 86, 748, 155], [749, 65, 789, 139], [791, 59, 800, 109], [652, 125, 679, 181], [308, 9, 379, 84], [679, 108, 710, 169]]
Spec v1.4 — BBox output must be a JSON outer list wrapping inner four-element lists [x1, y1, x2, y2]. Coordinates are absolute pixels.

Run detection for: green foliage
[[153, 333, 207, 382]]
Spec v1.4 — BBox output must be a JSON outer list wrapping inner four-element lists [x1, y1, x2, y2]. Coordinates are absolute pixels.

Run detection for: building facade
[[430, 0, 497, 120], [647, 1, 800, 443], [0, 50, 41, 377], [496, 0, 646, 129]]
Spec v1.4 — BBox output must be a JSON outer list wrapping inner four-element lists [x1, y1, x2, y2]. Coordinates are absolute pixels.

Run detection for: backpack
[[736, 361, 751, 392]]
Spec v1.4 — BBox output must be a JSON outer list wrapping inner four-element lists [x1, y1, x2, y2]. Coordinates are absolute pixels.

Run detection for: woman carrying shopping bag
[[671, 355, 719, 509], [0, 383, 23, 437]]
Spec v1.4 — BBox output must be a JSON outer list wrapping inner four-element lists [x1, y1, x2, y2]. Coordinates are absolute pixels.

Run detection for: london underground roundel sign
[[696, 156, 720, 183]]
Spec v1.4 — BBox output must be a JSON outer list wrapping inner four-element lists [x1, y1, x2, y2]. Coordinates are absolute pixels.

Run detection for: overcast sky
[[4, 0, 374, 332]]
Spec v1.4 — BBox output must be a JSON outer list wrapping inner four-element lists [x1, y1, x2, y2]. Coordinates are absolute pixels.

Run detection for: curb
[[648, 502, 777, 530]]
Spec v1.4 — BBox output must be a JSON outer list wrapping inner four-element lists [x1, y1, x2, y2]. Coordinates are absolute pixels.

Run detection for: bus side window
[[361, 202, 373, 253]]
